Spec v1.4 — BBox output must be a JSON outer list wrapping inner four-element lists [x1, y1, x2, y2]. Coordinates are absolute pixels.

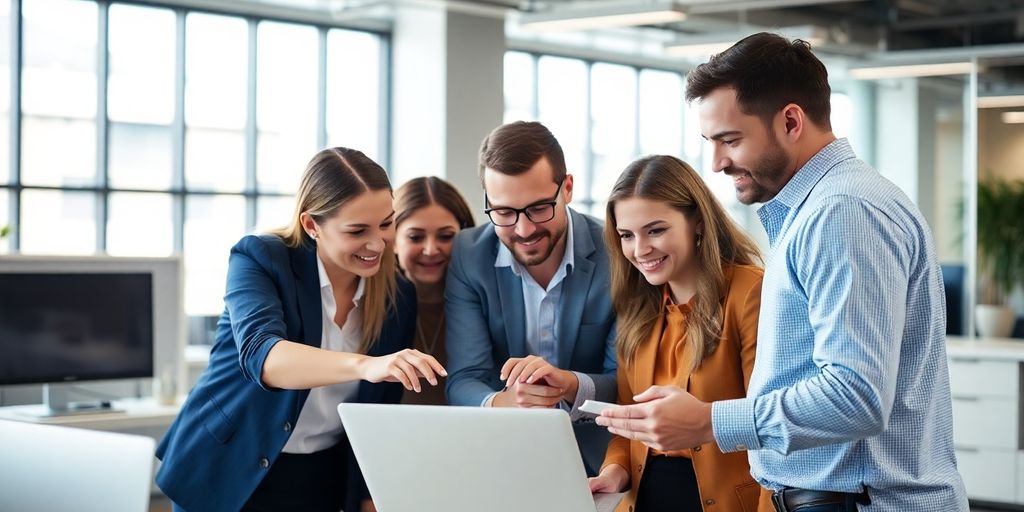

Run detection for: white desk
[[0, 396, 182, 431]]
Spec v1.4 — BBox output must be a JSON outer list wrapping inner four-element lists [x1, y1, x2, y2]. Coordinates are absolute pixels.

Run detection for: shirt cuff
[[564, 371, 595, 421], [711, 397, 761, 453], [482, 391, 498, 407]]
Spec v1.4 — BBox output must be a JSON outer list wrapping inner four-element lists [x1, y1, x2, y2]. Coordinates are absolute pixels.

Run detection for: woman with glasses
[[393, 176, 475, 405], [155, 147, 445, 512], [588, 155, 771, 511]]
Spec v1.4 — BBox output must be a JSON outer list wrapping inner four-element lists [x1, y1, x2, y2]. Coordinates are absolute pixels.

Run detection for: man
[[445, 121, 616, 475], [596, 33, 969, 511]]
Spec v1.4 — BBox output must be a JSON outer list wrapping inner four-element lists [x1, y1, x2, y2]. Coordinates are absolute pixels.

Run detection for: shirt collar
[[317, 254, 365, 305], [495, 206, 576, 277], [762, 137, 855, 211]]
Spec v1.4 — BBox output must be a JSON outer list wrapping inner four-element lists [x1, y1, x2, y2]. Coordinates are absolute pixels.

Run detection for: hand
[[359, 348, 447, 393], [588, 464, 629, 493], [595, 385, 715, 451], [500, 355, 579, 402], [360, 498, 377, 512], [491, 379, 563, 408]]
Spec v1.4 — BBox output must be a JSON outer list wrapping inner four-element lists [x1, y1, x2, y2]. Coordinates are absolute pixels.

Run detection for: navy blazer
[[156, 234, 416, 512], [444, 208, 616, 474]]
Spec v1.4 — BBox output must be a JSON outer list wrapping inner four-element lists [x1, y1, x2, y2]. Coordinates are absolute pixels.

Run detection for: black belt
[[770, 488, 871, 512]]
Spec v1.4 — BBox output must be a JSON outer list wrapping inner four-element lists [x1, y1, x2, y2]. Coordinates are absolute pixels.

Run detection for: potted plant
[[975, 179, 1024, 338], [0, 225, 9, 240]]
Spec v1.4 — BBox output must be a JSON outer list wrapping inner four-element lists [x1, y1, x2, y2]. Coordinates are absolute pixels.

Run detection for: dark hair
[[685, 32, 832, 130], [394, 176, 476, 230], [478, 121, 566, 184], [270, 147, 396, 353]]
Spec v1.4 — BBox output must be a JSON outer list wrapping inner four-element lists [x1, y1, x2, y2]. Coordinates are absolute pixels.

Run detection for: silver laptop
[[0, 420, 156, 512], [338, 403, 616, 512]]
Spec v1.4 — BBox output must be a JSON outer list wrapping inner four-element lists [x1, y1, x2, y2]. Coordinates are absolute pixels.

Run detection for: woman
[[588, 155, 771, 512], [156, 148, 445, 512], [393, 176, 475, 405]]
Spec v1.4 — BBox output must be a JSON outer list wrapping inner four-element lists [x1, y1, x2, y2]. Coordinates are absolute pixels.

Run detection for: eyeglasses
[[484, 179, 564, 227]]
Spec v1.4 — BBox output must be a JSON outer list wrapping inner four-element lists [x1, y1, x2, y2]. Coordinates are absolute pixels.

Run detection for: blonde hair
[[604, 155, 761, 370], [271, 147, 396, 353]]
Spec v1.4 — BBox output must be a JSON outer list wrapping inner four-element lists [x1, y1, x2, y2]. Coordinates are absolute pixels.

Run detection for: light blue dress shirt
[[711, 139, 968, 510], [484, 208, 597, 417]]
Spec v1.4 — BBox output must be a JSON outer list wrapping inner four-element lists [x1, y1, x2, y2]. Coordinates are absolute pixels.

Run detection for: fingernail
[[499, 374, 506, 380]]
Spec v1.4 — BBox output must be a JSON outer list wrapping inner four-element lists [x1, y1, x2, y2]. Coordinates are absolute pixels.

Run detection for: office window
[[108, 4, 175, 190], [107, 192, 174, 257], [1, 1, 389, 322], [0, 1, 10, 187], [21, 0, 97, 188], [185, 12, 247, 192], [257, 21, 318, 195], [20, 190, 97, 255], [505, 52, 689, 215], [831, 92, 853, 139], [326, 29, 383, 162]]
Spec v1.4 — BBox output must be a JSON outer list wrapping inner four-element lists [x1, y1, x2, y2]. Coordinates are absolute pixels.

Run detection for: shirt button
[[736, 444, 747, 451], [259, 457, 269, 469], [705, 499, 716, 506], [637, 463, 643, 472], [283, 422, 291, 432], [694, 445, 702, 452]]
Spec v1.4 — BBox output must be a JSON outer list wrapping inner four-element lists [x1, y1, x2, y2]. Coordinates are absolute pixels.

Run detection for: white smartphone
[[579, 399, 617, 416]]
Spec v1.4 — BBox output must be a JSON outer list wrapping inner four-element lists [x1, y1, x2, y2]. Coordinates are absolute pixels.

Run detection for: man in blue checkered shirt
[[596, 32, 968, 511]]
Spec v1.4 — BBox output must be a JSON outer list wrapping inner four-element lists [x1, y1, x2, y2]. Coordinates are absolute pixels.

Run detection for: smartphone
[[579, 399, 617, 416]]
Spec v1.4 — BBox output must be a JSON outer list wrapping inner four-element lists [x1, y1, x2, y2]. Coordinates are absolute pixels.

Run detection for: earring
[[696, 233, 703, 248], [309, 232, 317, 241]]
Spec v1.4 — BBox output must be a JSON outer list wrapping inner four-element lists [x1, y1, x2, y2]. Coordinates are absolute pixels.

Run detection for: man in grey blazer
[[445, 121, 616, 475]]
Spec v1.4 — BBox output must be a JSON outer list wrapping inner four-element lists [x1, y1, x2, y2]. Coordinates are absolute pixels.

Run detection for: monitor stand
[[30, 383, 125, 418]]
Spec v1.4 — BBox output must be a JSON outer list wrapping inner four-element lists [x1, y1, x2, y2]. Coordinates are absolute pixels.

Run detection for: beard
[[509, 222, 568, 267], [723, 135, 791, 205]]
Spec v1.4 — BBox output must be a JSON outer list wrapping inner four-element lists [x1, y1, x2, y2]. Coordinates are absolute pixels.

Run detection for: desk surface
[[0, 396, 182, 431], [947, 336, 1024, 361]]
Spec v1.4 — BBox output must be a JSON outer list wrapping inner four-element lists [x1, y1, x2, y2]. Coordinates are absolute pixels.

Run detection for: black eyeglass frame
[[483, 178, 565, 227]]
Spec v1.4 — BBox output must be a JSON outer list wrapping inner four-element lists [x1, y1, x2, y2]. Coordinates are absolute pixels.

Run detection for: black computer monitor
[[0, 272, 154, 386]]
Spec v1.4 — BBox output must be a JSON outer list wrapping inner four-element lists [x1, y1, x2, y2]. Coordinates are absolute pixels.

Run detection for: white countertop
[[947, 336, 1024, 361]]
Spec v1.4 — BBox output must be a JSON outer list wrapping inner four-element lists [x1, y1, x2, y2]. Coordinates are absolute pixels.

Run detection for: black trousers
[[241, 440, 349, 512], [635, 455, 703, 512]]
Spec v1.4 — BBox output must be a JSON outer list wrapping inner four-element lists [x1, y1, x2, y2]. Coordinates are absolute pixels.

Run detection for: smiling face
[[697, 87, 794, 205], [613, 197, 701, 297], [302, 189, 395, 284], [483, 157, 572, 268], [394, 203, 461, 287]]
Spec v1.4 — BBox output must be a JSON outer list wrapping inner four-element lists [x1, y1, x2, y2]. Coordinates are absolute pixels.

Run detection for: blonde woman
[[589, 155, 771, 512], [156, 148, 444, 512]]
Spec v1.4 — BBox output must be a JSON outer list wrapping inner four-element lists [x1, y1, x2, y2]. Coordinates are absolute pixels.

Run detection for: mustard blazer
[[602, 264, 774, 512]]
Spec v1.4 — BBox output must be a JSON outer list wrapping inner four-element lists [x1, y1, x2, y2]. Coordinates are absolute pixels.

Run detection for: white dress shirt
[[281, 255, 364, 454]]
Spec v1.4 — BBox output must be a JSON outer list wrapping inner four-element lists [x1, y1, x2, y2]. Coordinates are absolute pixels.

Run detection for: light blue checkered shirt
[[711, 139, 968, 510]]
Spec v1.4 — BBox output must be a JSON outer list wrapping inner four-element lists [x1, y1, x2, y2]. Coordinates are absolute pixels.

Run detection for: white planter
[[975, 304, 1017, 339]]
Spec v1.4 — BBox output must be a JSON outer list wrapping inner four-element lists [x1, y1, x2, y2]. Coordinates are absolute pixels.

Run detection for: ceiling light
[[978, 95, 1024, 108], [848, 61, 976, 80], [663, 26, 825, 57], [519, 1, 686, 33], [1002, 111, 1024, 123]]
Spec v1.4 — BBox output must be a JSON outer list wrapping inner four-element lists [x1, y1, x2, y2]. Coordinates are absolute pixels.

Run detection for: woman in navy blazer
[[156, 147, 445, 512]]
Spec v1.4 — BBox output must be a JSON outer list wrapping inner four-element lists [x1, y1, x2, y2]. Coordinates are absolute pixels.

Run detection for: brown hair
[[271, 147, 396, 353], [394, 176, 476, 231], [478, 121, 566, 184], [685, 32, 832, 130], [604, 155, 761, 370]]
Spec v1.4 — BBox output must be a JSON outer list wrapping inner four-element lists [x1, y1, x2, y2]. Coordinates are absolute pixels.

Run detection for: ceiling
[[234, 0, 1024, 90]]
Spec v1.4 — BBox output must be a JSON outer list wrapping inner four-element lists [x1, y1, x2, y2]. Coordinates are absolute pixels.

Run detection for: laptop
[[0, 420, 156, 512], [338, 403, 621, 512]]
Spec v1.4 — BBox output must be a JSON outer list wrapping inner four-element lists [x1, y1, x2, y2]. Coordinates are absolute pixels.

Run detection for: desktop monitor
[[0, 256, 183, 414]]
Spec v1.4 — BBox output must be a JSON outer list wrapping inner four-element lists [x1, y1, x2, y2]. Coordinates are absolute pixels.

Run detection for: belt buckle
[[770, 489, 788, 512]]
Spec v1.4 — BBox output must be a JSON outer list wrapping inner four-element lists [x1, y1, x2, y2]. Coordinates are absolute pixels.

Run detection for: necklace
[[416, 313, 445, 355]]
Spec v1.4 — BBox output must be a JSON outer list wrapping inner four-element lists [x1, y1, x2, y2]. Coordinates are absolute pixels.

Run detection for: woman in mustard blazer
[[589, 155, 772, 512]]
